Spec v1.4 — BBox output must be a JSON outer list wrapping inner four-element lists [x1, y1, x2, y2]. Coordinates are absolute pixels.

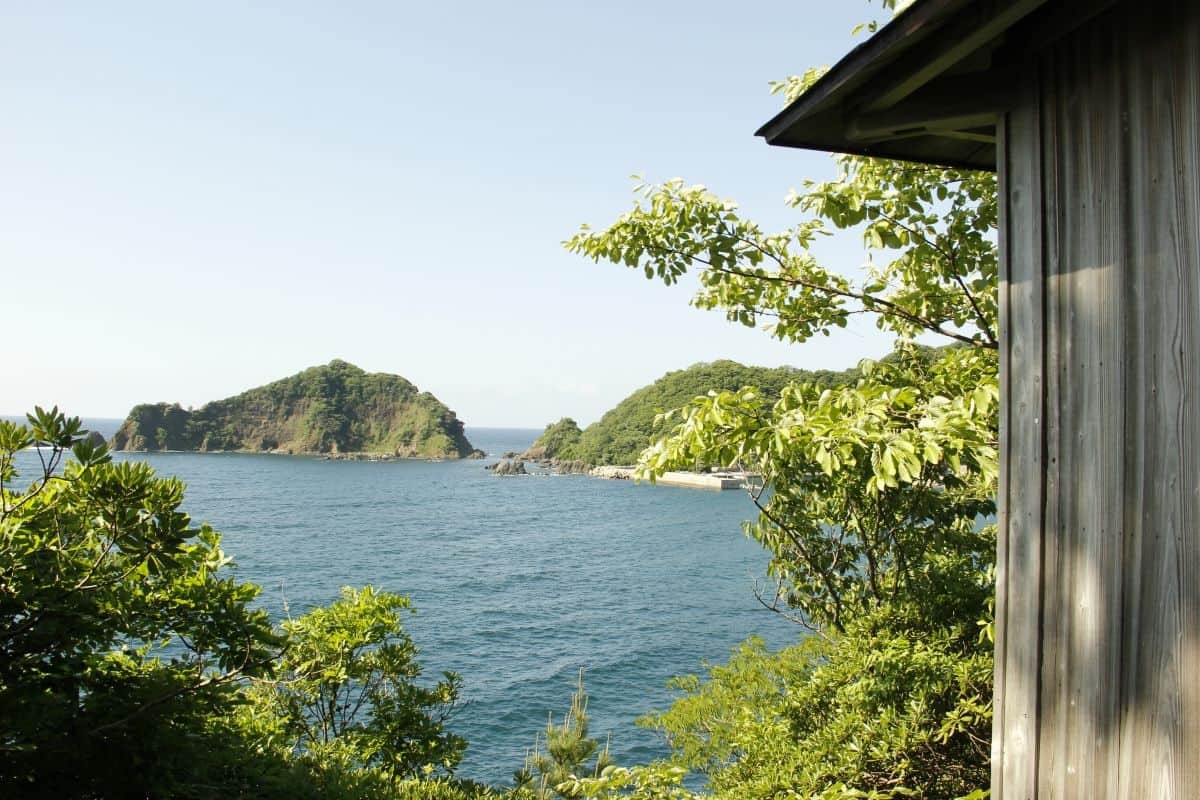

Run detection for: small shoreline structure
[[495, 458, 755, 490], [590, 466, 753, 490]]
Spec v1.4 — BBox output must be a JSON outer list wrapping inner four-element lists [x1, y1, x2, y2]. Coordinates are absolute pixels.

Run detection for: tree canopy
[[0, 409, 495, 800], [0, 407, 281, 797], [562, 43, 999, 796]]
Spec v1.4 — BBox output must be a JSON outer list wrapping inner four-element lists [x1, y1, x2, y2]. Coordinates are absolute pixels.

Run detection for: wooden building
[[757, 1, 1199, 797]]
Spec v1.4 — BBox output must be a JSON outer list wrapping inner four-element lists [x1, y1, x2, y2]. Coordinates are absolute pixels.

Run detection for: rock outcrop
[[488, 459, 527, 476], [520, 418, 582, 461]]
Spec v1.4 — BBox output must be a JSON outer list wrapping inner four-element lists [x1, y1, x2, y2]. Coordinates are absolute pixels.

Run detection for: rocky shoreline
[[117, 447, 487, 461], [486, 456, 619, 478], [320, 449, 487, 462], [485, 457, 752, 490]]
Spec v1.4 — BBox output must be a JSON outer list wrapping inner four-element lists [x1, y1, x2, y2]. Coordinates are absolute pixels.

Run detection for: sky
[[2, 2, 896, 427]]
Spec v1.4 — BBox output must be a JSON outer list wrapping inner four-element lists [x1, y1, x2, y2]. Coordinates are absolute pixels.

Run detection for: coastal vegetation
[[537, 361, 857, 467], [522, 418, 583, 460], [560, 20, 1000, 796], [0, 409, 496, 799], [110, 360, 477, 459], [515, 671, 613, 799]]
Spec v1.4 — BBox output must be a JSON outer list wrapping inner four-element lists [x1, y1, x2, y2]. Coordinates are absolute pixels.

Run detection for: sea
[[8, 419, 799, 787]]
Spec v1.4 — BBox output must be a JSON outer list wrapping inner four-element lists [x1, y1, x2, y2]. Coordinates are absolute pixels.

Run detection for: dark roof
[[756, 0, 1110, 170]]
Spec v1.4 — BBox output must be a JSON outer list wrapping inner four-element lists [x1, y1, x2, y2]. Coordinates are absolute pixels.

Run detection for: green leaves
[[562, 764, 700, 800], [637, 598, 994, 800], [0, 409, 281, 796], [621, 348, 999, 799], [26, 405, 84, 449], [562, 18, 1000, 799], [244, 585, 467, 783], [0, 419, 35, 454], [638, 346, 997, 633], [566, 159, 997, 351], [2, 412, 485, 798]]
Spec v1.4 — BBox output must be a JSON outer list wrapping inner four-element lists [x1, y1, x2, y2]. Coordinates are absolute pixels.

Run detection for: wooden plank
[[1114, 12, 1145, 798], [1087, 23, 1127, 798], [860, 0, 1051, 112], [992, 106, 1011, 800], [1114, 8, 1153, 795], [1116, 4, 1200, 796], [992, 108, 1011, 800], [1050, 23, 1126, 797], [994, 68, 1045, 800], [1031, 34, 1125, 793], [1177, 9, 1200, 792], [1034, 52, 1065, 800], [847, 73, 1014, 142]]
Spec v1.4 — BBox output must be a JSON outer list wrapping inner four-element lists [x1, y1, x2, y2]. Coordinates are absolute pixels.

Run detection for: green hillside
[[556, 359, 859, 466], [523, 417, 583, 460], [110, 360, 476, 458]]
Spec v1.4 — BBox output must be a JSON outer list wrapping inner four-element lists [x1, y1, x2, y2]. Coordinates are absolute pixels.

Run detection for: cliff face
[[110, 360, 476, 458]]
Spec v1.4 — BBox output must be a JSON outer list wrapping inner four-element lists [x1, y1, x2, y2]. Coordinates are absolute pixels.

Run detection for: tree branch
[[750, 493, 846, 632], [951, 271, 997, 346], [677, 228, 994, 349]]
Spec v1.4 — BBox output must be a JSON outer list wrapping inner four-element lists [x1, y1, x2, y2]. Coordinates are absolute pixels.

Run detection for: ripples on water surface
[[13, 422, 798, 785]]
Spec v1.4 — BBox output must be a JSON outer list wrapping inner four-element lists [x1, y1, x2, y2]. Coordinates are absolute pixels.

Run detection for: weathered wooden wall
[[995, 1, 1200, 797]]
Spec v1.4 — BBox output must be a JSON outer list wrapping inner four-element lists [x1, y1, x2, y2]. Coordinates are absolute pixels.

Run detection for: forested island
[[110, 360, 479, 459], [525, 359, 861, 466]]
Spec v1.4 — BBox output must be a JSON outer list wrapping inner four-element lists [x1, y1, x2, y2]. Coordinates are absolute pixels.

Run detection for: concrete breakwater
[[589, 466, 753, 490], [513, 460, 756, 490]]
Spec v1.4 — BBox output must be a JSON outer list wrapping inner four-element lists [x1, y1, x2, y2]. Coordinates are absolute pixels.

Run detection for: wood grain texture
[[996, 1, 1200, 797], [995, 80, 1046, 800]]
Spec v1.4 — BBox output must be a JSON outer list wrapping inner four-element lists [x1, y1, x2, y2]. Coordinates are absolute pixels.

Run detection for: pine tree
[[514, 670, 613, 799]]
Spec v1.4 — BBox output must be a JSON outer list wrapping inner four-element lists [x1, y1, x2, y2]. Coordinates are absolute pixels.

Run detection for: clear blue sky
[[2, 2, 894, 427]]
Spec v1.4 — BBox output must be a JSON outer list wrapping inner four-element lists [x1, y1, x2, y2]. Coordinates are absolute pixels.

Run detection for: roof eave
[[755, 0, 974, 143], [756, 0, 1060, 170]]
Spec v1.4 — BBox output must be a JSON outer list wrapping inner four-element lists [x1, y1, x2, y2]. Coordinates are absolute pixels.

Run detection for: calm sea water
[[9, 420, 799, 786]]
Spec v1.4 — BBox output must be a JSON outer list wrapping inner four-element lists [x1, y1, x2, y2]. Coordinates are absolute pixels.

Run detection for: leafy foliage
[[110, 360, 476, 458], [562, 763, 701, 800], [563, 20, 1000, 792], [565, 166, 995, 350], [638, 592, 993, 800], [641, 346, 996, 632], [243, 586, 466, 782], [0, 407, 282, 798], [619, 346, 997, 799], [0, 408, 502, 799], [572, 592, 994, 800]]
